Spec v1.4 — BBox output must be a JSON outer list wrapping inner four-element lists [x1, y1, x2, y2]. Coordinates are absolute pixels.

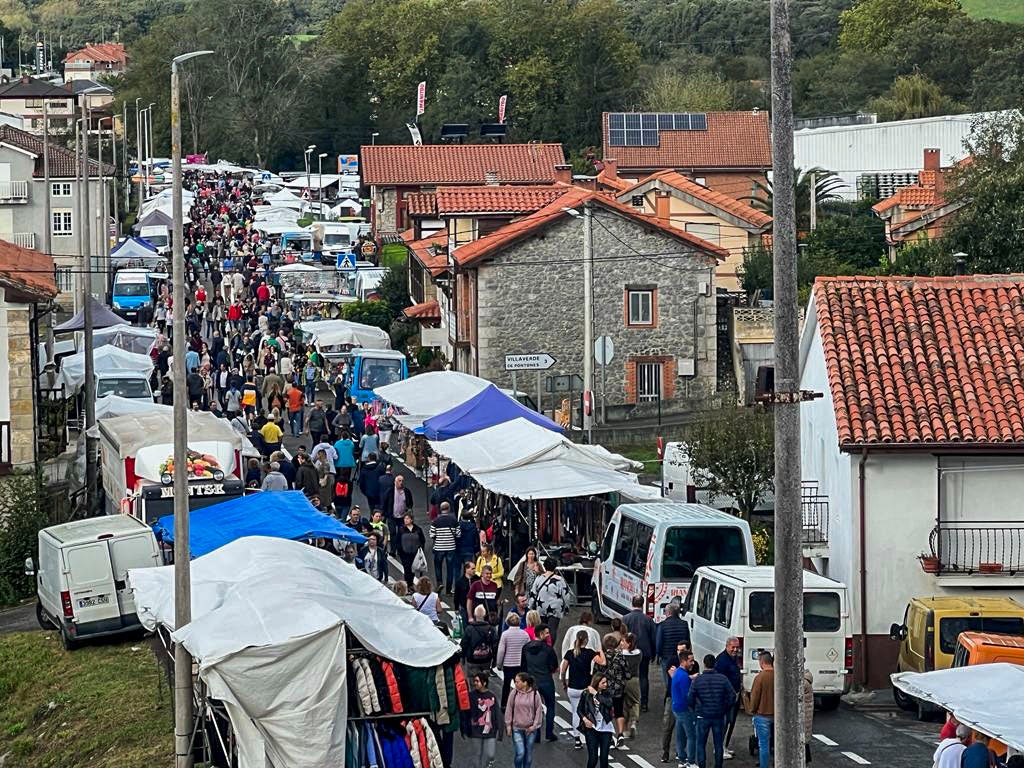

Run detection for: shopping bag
[[412, 547, 427, 576]]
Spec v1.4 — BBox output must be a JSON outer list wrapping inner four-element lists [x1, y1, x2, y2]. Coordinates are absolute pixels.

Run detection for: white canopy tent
[[332, 199, 362, 214], [58, 345, 154, 393], [298, 319, 390, 351], [130, 536, 456, 768], [254, 204, 302, 222], [263, 189, 306, 210], [374, 371, 492, 428], [141, 189, 195, 220], [892, 664, 1024, 751], [89, 324, 159, 355]]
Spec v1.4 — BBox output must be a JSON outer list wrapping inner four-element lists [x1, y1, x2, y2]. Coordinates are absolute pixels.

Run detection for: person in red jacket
[[255, 280, 270, 306]]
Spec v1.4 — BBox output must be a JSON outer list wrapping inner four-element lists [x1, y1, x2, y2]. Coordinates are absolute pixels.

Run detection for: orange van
[[952, 631, 1024, 667]]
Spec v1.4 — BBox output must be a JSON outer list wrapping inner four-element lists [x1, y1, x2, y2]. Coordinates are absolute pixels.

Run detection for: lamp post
[[146, 102, 156, 198], [318, 152, 327, 219], [304, 144, 315, 203], [170, 50, 214, 768], [371, 132, 379, 145], [135, 97, 142, 212]]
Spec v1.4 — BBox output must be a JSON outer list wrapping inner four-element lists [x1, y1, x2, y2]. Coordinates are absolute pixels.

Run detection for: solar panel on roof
[[690, 113, 708, 131], [658, 113, 674, 130], [609, 113, 625, 130], [673, 113, 691, 130], [609, 128, 626, 146], [608, 111, 712, 146]]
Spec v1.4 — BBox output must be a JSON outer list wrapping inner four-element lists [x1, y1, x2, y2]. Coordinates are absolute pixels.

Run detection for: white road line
[[626, 754, 656, 768], [814, 734, 839, 747], [554, 715, 573, 731], [611, 763, 628, 768], [557, 698, 573, 713], [842, 751, 871, 765]]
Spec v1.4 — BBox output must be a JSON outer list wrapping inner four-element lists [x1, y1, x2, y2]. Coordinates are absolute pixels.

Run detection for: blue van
[[347, 349, 408, 404], [111, 269, 154, 322]]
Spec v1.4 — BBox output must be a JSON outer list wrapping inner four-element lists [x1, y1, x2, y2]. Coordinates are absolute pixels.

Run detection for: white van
[[595, 503, 755, 623], [683, 565, 852, 708], [139, 225, 171, 255], [662, 441, 774, 512], [95, 371, 156, 401], [27, 516, 162, 650]]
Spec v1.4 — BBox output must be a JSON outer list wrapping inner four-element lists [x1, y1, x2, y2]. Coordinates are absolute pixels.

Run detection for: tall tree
[[839, 0, 963, 53], [868, 73, 964, 121], [641, 69, 734, 112]]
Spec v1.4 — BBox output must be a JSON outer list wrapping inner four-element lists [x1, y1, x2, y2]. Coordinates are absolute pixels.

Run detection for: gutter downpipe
[[858, 448, 869, 688]]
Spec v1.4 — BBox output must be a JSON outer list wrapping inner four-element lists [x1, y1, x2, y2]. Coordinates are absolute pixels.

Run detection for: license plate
[[78, 595, 109, 608]]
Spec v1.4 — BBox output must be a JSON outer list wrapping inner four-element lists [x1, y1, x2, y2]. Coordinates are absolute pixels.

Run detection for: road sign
[[337, 252, 357, 272], [360, 241, 377, 258], [505, 353, 556, 371], [546, 374, 583, 393], [594, 335, 615, 366], [260, 171, 271, 182]]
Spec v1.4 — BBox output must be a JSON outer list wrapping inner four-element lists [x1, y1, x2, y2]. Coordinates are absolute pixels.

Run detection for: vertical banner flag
[[416, 81, 427, 117], [498, 94, 508, 124]]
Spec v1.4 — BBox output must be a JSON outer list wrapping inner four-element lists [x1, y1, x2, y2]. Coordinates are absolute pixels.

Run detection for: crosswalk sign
[[337, 252, 357, 272]]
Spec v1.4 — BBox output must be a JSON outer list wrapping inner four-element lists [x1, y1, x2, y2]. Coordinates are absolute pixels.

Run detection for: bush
[[0, 472, 49, 606], [752, 523, 774, 565]]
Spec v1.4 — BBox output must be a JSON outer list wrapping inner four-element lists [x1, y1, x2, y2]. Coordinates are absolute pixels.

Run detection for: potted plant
[[918, 552, 941, 574], [979, 562, 1003, 574]]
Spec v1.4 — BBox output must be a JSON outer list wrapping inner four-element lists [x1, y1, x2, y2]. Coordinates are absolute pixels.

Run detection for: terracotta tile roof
[[406, 231, 449, 276], [403, 299, 441, 321], [872, 185, 938, 214], [435, 185, 566, 214], [452, 187, 729, 267], [360, 143, 566, 186], [637, 169, 772, 229], [815, 275, 1024, 447], [64, 43, 126, 65], [0, 240, 56, 299], [602, 111, 771, 171], [0, 124, 112, 178], [406, 192, 437, 216]]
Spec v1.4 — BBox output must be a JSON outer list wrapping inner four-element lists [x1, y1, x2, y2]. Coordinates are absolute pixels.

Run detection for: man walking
[[656, 603, 691, 684], [307, 400, 328, 447], [715, 638, 743, 759], [671, 647, 697, 768], [688, 654, 736, 768], [746, 652, 774, 768], [623, 594, 656, 711], [528, 557, 570, 647], [429, 501, 460, 593], [382, 474, 413, 555], [520, 623, 559, 743], [462, 604, 497, 678]]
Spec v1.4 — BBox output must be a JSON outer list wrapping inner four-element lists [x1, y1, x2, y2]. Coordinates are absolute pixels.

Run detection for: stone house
[[434, 185, 727, 421], [0, 241, 56, 472], [599, 110, 771, 200], [63, 43, 128, 82]]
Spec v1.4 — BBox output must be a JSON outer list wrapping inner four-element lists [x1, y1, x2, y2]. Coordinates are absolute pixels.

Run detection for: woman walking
[[464, 671, 501, 768], [411, 577, 444, 622], [561, 629, 606, 749], [577, 673, 615, 768], [595, 633, 630, 748], [505, 673, 543, 768], [514, 546, 542, 596]]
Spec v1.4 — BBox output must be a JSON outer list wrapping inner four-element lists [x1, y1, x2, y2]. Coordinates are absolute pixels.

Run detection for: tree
[[868, 74, 963, 122], [744, 167, 845, 232], [883, 236, 955, 275], [640, 69, 734, 112], [839, 0, 963, 54], [341, 300, 394, 331], [680, 407, 775, 521], [804, 200, 887, 270]]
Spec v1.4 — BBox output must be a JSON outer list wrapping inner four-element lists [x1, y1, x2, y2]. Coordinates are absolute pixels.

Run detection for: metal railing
[[0, 421, 11, 471], [0, 181, 28, 200], [801, 480, 829, 545], [1, 232, 36, 249], [931, 522, 1024, 576]]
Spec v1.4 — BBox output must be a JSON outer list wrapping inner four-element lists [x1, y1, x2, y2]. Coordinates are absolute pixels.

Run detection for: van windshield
[[146, 235, 168, 248], [97, 378, 151, 399], [113, 281, 149, 296], [939, 616, 1024, 654], [324, 233, 351, 246], [749, 591, 842, 633], [358, 358, 403, 390], [661, 526, 747, 580]]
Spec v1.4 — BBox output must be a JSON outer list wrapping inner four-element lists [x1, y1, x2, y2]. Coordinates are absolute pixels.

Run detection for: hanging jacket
[[452, 664, 471, 710], [402, 667, 440, 714], [363, 723, 380, 768], [410, 719, 433, 768], [405, 721, 424, 768], [434, 667, 450, 725], [380, 659, 404, 713], [358, 658, 383, 715], [367, 658, 392, 714], [379, 732, 414, 768], [440, 666, 459, 732], [415, 718, 444, 768], [352, 657, 375, 715]]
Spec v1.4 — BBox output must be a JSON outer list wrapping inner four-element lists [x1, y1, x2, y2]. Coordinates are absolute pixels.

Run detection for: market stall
[[421, 383, 562, 440], [54, 297, 126, 332], [130, 536, 463, 768], [58, 344, 154, 394], [90, 324, 159, 355]]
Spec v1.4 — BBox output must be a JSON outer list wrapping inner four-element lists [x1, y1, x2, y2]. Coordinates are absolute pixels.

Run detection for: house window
[[55, 266, 73, 292], [52, 209, 73, 236], [637, 361, 663, 402], [685, 222, 721, 245], [626, 288, 655, 326], [26, 98, 42, 109], [51, 182, 71, 197], [630, 194, 644, 207]]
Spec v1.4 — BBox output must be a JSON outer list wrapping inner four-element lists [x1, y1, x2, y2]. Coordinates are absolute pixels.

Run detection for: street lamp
[[317, 152, 328, 219], [371, 132, 379, 145], [169, 50, 214, 768], [135, 98, 142, 212], [145, 102, 156, 198]]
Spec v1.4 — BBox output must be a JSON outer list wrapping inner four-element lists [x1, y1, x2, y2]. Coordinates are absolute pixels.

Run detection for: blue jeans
[[512, 729, 535, 768], [433, 549, 458, 591], [304, 381, 316, 401], [535, 680, 556, 739], [752, 715, 773, 768], [695, 714, 725, 768], [674, 710, 696, 763], [289, 408, 303, 435]]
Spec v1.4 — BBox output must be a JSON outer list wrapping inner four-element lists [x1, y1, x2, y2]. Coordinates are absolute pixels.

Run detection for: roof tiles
[[361, 144, 566, 186], [0, 239, 56, 298], [435, 185, 566, 214], [0, 124, 111, 178], [815, 275, 1024, 447], [640, 170, 772, 229], [403, 299, 441, 320]]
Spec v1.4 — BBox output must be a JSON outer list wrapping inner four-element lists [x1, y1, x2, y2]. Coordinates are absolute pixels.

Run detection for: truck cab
[[111, 268, 154, 322], [347, 348, 408, 403], [139, 225, 171, 255]]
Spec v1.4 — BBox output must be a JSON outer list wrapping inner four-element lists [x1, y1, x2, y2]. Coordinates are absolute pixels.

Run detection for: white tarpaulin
[[58, 345, 154, 393], [129, 536, 456, 768], [90, 324, 159, 355], [99, 410, 242, 458], [254, 205, 302, 223], [298, 319, 390, 350], [375, 371, 491, 427], [472, 459, 662, 501], [891, 664, 1024, 751]]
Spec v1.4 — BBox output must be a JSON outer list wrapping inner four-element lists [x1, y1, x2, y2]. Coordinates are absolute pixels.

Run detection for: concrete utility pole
[[42, 97, 50, 257], [135, 98, 142, 212], [80, 99, 97, 513], [809, 171, 817, 231], [582, 202, 594, 443], [770, 0, 805, 767], [170, 51, 213, 768], [74, 117, 82, 313]]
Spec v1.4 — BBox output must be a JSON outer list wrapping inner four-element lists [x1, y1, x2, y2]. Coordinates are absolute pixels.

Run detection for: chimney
[[602, 158, 618, 180], [554, 163, 572, 185], [923, 148, 940, 172], [655, 191, 672, 225]]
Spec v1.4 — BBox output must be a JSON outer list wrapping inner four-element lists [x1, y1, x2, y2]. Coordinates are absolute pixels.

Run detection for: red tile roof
[[602, 111, 771, 171], [435, 185, 566, 214], [636, 170, 772, 229], [406, 192, 437, 216], [452, 186, 729, 267], [64, 43, 126, 65], [872, 185, 938, 214], [403, 299, 441, 321], [815, 275, 1024, 447], [406, 231, 449, 276], [0, 240, 56, 299], [361, 144, 566, 186], [0, 124, 112, 178]]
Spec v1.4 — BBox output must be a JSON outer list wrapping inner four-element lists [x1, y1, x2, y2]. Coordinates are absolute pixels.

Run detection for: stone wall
[[474, 209, 718, 419], [5, 304, 36, 469]]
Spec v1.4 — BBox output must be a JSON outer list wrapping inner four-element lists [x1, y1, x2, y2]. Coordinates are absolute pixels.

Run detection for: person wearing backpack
[[462, 604, 498, 677], [528, 557, 571, 648], [520, 623, 560, 743]]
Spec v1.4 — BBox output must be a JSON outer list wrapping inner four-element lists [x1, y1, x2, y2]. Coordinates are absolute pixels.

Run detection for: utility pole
[[770, 1, 804, 768], [582, 201, 594, 443], [170, 52, 212, 768], [135, 98, 142, 213], [122, 102, 129, 211], [97, 118, 108, 299], [80, 99, 97, 513], [74, 117, 82, 314], [109, 117, 119, 248], [43, 98, 50, 257], [809, 171, 817, 231]]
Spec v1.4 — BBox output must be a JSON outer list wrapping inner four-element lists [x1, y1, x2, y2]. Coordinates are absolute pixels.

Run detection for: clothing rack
[[348, 710, 433, 722]]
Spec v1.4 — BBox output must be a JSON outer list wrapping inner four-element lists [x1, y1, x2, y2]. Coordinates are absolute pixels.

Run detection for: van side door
[[62, 543, 119, 628], [689, 575, 719, 664], [597, 515, 618, 616], [108, 534, 160, 626]]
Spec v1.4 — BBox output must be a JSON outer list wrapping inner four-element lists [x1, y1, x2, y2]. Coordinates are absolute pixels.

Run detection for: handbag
[[412, 547, 427, 575]]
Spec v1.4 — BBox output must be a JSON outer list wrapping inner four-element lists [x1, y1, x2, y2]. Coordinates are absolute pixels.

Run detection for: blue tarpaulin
[[153, 491, 367, 558], [421, 384, 563, 441]]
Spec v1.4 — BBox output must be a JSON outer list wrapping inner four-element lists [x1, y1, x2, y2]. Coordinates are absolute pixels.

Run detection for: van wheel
[[60, 627, 79, 651], [916, 700, 935, 722], [817, 694, 841, 711], [36, 601, 55, 630], [892, 683, 915, 711]]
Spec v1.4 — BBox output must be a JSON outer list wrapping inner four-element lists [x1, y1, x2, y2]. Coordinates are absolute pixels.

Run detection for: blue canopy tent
[[153, 491, 367, 558], [110, 236, 163, 268], [421, 384, 563, 441]]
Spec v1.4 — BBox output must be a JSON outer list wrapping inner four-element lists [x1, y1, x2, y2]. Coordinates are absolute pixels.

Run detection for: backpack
[[469, 626, 495, 663]]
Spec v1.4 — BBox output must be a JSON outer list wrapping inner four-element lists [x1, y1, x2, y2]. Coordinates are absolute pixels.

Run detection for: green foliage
[[805, 200, 887, 270], [0, 472, 50, 606], [884, 237, 956, 275], [340, 300, 393, 331], [839, 0, 964, 53], [640, 69, 734, 112], [961, 0, 1024, 23], [680, 407, 774, 521], [376, 262, 410, 322], [744, 167, 845, 232], [869, 74, 964, 121], [752, 524, 774, 566]]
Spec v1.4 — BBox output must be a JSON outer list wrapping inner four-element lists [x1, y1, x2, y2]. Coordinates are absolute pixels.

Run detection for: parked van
[[683, 565, 852, 708], [111, 268, 154, 321], [594, 503, 755, 622], [95, 371, 156, 401], [139, 224, 171, 255], [953, 631, 1024, 668], [27, 516, 162, 650], [889, 596, 1024, 713]]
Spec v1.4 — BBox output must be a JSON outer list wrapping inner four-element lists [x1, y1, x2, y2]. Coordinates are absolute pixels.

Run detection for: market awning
[[92, 324, 159, 355], [298, 319, 391, 350], [55, 297, 125, 332], [153, 491, 366, 557], [472, 458, 662, 501], [421, 384, 562, 440], [110, 237, 162, 267], [892, 664, 1024, 751], [58, 344, 154, 393], [374, 370, 492, 428]]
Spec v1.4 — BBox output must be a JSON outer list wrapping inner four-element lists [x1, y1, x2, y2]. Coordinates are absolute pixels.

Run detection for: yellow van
[[889, 596, 1024, 713]]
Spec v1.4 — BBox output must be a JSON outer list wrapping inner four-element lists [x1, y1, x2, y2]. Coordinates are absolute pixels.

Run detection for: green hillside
[[961, 0, 1024, 23]]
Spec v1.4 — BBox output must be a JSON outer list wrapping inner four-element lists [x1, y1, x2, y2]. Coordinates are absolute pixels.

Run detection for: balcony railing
[[0, 181, 28, 201], [801, 480, 829, 545], [930, 521, 1024, 576], [1, 232, 35, 249]]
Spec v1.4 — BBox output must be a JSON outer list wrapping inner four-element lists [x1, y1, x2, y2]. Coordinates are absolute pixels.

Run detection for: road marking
[[626, 755, 656, 768], [814, 734, 838, 746], [842, 752, 871, 765], [611, 763, 627, 768], [554, 715, 573, 731], [557, 698, 573, 713]]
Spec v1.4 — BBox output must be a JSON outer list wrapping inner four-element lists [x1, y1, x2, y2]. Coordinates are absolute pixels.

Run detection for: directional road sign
[[505, 353, 556, 371]]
